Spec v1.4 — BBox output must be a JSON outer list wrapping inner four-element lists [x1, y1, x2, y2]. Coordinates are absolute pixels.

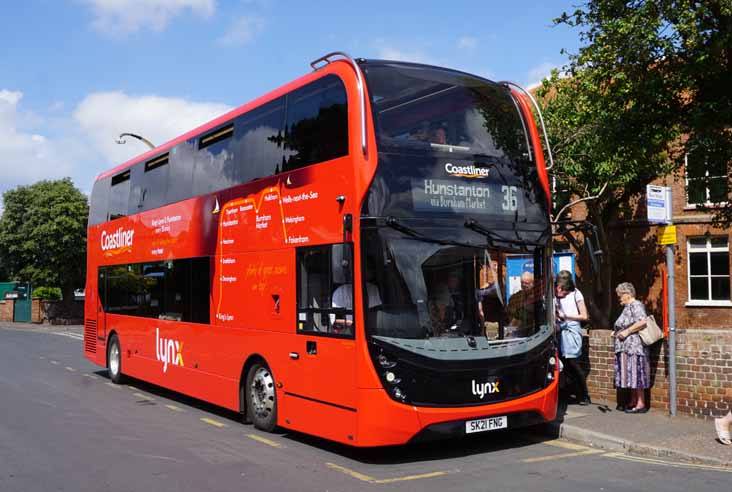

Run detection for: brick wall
[[0, 300, 14, 322], [581, 329, 732, 419]]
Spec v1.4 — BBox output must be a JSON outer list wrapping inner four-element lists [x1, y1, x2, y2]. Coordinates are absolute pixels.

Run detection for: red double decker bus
[[84, 52, 558, 446]]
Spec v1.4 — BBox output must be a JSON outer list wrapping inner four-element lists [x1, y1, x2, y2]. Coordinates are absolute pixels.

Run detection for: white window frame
[[685, 236, 732, 307], [684, 153, 728, 208]]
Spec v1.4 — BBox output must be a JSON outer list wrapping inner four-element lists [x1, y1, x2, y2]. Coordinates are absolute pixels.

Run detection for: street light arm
[[116, 132, 155, 150]]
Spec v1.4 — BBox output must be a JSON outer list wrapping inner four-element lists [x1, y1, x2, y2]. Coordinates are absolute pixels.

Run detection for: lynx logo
[[155, 328, 184, 373], [101, 227, 135, 256], [471, 380, 500, 399]]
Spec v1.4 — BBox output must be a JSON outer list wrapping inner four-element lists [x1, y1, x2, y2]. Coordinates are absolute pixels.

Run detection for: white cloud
[[376, 46, 435, 65], [0, 88, 233, 200], [217, 15, 265, 46], [82, 0, 215, 36], [457, 36, 478, 50], [73, 91, 233, 165], [0, 90, 78, 194], [526, 62, 556, 90]]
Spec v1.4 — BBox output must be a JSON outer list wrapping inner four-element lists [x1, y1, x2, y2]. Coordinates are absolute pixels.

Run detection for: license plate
[[465, 416, 507, 434]]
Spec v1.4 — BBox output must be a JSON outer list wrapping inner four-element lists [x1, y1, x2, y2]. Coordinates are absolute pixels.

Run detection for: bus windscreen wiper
[[464, 217, 546, 249], [366, 216, 475, 248]]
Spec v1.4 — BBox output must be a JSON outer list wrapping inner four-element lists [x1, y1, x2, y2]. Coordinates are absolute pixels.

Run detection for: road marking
[[83, 374, 100, 380], [604, 452, 732, 473], [246, 433, 284, 448], [50, 360, 59, 365], [52, 332, 84, 341], [133, 392, 153, 401], [105, 382, 120, 389], [523, 449, 605, 463], [64, 366, 76, 372], [325, 463, 449, 484], [39, 356, 45, 360], [541, 439, 595, 451], [200, 417, 226, 428], [165, 404, 184, 412]]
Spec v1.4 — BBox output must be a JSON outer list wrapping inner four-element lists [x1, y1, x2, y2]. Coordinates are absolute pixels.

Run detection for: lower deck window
[[99, 257, 210, 324]]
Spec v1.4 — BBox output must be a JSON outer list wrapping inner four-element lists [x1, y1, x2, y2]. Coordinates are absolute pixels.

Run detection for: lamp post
[[115, 132, 155, 150]]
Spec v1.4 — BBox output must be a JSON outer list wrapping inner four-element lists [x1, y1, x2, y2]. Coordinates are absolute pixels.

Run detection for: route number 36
[[501, 185, 518, 211]]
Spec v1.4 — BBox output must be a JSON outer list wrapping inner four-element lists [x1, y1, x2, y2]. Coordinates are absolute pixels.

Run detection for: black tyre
[[107, 334, 124, 384], [245, 362, 277, 432]]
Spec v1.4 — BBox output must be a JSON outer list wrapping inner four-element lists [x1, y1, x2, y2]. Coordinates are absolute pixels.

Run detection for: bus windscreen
[[362, 62, 547, 225]]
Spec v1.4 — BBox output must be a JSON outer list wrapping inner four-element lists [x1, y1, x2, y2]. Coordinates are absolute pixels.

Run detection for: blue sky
[[0, 0, 581, 197]]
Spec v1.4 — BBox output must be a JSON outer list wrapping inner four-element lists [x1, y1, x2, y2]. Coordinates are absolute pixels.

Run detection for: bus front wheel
[[245, 362, 277, 432], [107, 334, 124, 384]]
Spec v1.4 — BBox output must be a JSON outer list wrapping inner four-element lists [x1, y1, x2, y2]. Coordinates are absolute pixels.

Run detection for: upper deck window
[[233, 97, 285, 180], [108, 170, 131, 220], [362, 63, 530, 162], [284, 75, 348, 171], [192, 123, 237, 197]]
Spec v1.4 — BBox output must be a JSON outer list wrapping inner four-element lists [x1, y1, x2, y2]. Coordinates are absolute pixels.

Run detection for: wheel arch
[[106, 329, 119, 368]]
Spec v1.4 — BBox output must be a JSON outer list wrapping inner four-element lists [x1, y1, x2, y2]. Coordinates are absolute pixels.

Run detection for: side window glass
[[296, 243, 354, 337], [284, 75, 349, 171], [99, 258, 209, 324], [108, 170, 131, 220], [167, 140, 195, 204], [192, 124, 236, 196], [127, 164, 144, 214], [139, 154, 170, 212], [233, 97, 285, 180], [89, 178, 110, 226], [190, 257, 211, 324]]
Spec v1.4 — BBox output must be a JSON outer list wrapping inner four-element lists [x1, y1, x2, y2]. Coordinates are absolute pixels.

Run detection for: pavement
[[543, 399, 732, 468], [3, 321, 731, 468]]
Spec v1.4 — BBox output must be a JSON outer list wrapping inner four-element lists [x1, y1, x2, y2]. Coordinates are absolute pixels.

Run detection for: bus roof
[[95, 58, 356, 183]]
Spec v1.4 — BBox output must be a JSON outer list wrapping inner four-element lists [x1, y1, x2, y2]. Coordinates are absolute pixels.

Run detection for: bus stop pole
[[666, 189, 677, 417]]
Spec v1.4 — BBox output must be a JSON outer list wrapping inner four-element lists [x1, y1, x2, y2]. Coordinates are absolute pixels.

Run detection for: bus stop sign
[[647, 185, 671, 224]]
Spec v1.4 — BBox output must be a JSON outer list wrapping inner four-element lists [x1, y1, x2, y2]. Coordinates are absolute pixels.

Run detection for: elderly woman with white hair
[[613, 282, 651, 413]]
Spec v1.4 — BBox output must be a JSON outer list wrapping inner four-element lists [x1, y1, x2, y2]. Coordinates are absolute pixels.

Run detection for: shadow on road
[[95, 368, 571, 465]]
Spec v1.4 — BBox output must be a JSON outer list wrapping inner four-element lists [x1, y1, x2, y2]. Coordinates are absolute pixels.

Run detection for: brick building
[[571, 156, 732, 419]]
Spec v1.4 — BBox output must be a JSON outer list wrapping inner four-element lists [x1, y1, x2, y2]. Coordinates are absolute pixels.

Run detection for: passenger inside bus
[[475, 261, 503, 339], [506, 271, 537, 338], [429, 123, 447, 145], [428, 270, 468, 336], [331, 274, 382, 334]]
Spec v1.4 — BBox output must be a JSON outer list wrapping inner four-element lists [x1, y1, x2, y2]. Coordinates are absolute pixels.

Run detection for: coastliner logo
[[155, 328, 184, 373], [445, 162, 490, 179], [472, 379, 500, 399], [101, 227, 135, 256]]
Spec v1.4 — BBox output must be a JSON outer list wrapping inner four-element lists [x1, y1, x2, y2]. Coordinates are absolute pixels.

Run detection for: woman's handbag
[[639, 315, 664, 345]]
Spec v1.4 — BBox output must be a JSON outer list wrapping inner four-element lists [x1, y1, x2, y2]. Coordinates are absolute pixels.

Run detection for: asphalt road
[[1, 326, 730, 492]]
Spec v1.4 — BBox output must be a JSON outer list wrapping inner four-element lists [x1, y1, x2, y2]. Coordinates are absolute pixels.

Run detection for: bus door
[[287, 243, 357, 441]]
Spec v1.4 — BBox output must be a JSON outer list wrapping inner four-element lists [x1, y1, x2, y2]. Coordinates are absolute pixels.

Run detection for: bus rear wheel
[[107, 334, 124, 384], [245, 362, 277, 432]]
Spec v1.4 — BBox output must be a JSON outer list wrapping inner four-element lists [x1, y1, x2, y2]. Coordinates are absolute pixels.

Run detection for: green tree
[[0, 179, 88, 313], [538, 1, 732, 326]]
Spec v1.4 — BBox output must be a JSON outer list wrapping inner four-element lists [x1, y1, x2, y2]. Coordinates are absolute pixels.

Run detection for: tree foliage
[[0, 179, 88, 308], [537, 1, 732, 324]]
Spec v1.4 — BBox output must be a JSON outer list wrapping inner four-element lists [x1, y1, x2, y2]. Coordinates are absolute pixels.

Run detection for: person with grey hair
[[613, 282, 651, 413]]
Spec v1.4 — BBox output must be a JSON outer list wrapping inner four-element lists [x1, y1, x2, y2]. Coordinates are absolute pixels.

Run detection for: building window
[[687, 236, 730, 302], [685, 150, 728, 206]]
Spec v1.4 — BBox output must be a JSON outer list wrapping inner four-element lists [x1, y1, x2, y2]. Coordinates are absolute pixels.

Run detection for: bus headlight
[[393, 387, 407, 402], [378, 353, 397, 369], [385, 371, 401, 385]]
